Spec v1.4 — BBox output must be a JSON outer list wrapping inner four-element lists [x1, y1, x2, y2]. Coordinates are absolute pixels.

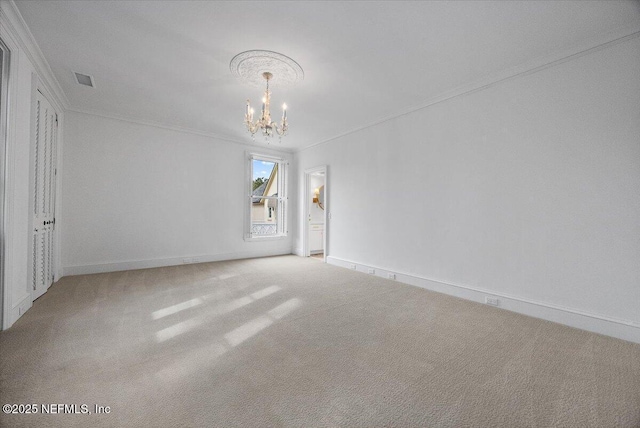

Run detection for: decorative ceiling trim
[[298, 26, 640, 153], [65, 107, 296, 153], [230, 50, 304, 88], [1, 0, 70, 110]]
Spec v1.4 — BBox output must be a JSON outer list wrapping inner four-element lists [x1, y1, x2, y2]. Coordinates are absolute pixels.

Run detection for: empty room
[[1, 1, 639, 427]]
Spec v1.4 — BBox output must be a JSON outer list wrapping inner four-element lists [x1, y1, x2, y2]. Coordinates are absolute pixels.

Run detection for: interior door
[[32, 90, 57, 300]]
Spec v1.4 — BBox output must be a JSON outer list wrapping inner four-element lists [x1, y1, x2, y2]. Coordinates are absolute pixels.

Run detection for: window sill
[[244, 235, 288, 242]]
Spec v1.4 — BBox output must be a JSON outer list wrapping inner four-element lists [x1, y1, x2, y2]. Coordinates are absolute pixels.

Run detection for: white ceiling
[[16, 1, 640, 151]]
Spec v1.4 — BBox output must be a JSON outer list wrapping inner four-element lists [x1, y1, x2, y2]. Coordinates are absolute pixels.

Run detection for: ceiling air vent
[[74, 72, 95, 88]]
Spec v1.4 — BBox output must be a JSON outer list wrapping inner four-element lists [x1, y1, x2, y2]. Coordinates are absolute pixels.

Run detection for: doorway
[[303, 166, 327, 261]]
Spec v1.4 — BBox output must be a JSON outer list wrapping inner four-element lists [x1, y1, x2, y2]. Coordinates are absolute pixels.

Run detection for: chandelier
[[244, 72, 288, 140]]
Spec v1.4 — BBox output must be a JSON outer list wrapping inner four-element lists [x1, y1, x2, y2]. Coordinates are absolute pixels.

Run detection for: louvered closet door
[[32, 91, 57, 301]]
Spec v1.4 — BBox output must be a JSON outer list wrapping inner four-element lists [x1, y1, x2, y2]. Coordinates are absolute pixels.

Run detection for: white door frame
[[0, 37, 9, 329], [303, 165, 328, 262], [0, 24, 22, 330]]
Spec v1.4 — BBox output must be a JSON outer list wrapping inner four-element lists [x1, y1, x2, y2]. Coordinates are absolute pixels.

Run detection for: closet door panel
[[32, 91, 57, 300]]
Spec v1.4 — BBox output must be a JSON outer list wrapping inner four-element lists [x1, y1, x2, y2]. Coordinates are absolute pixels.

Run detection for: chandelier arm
[[274, 123, 287, 136]]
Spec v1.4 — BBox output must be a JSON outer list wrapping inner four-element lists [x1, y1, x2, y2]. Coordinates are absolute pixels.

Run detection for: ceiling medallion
[[230, 50, 304, 88], [230, 50, 303, 142]]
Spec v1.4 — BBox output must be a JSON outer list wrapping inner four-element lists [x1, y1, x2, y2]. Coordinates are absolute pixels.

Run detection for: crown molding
[[0, 0, 69, 111], [5, 0, 636, 155], [66, 108, 296, 153], [298, 25, 640, 153]]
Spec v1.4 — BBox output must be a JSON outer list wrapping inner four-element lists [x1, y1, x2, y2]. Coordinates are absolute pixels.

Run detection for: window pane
[[252, 160, 276, 193], [251, 197, 279, 236]]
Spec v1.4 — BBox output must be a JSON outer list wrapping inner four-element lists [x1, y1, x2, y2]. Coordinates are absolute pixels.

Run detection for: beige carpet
[[1, 255, 639, 427]]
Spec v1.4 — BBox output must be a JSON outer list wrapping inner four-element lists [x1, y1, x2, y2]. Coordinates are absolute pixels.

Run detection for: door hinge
[[55, 113, 58, 125]]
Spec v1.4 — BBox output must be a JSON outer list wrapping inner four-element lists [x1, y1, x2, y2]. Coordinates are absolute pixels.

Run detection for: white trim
[[0, 1, 68, 111], [245, 151, 290, 241], [243, 235, 287, 242], [0, 36, 9, 330], [327, 256, 640, 344], [299, 27, 640, 153], [0, 16, 20, 330], [26, 71, 36, 306], [53, 99, 63, 282], [11, 292, 29, 309], [8, 293, 30, 326], [248, 152, 288, 162], [302, 174, 309, 257], [68, 108, 296, 153], [62, 248, 293, 276]]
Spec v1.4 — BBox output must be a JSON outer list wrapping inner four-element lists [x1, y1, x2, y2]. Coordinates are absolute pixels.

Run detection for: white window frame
[[245, 152, 288, 241]]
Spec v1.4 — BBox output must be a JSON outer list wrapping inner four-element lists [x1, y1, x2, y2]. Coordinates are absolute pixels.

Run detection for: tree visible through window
[[252, 176, 267, 191], [247, 155, 287, 238]]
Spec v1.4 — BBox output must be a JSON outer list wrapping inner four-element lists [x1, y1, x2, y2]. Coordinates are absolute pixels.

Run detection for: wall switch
[[328, 213, 332, 220], [368, 269, 375, 275], [349, 264, 356, 270], [388, 273, 396, 280], [485, 296, 499, 306]]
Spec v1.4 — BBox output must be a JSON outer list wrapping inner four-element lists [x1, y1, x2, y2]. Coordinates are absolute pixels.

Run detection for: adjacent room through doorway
[[304, 167, 327, 261]]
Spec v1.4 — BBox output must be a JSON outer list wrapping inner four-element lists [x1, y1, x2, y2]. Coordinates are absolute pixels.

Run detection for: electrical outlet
[[349, 264, 356, 270], [368, 269, 375, 275], [388, 273, 396, 280], [485, 296, 499, 306], [182, 258, 193, 264]]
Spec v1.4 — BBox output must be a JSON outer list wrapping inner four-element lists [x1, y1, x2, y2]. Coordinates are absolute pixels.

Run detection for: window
[[246, 153, 288, 239]]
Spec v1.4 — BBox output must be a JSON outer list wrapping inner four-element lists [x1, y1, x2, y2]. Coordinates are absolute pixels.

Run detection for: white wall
[[62, 112, 293, 274], [295, 36, 640, 342]]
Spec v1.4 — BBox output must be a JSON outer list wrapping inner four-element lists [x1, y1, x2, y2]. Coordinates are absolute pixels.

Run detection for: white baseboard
[[327, 256, 640, 344], [63, 248, 294, 276], [292, 247, 304, 256], [7, 293, 32, 328]]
